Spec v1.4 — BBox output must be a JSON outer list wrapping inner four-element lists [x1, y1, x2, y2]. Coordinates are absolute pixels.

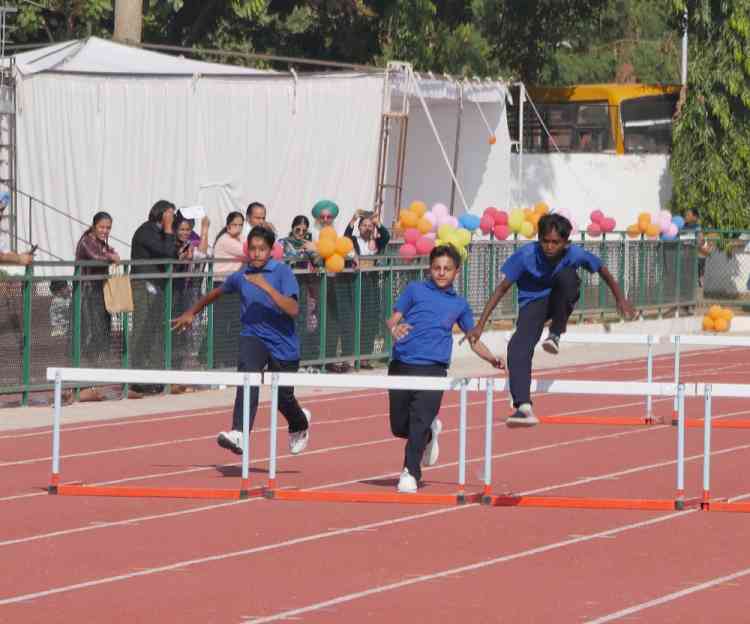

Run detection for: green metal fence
[[0, 234, 700, 404], [699, 230, 750, 304]]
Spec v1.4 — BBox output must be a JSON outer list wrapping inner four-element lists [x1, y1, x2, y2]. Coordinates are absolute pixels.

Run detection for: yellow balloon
[[455, 228, 472, 247], [400, 210, 419, 229], [508, 209, 524, 233], [520, 220, 535, 238], [434, 238, 445, 247], [437, 224, 455, 240], [409, 201, 428, 218]]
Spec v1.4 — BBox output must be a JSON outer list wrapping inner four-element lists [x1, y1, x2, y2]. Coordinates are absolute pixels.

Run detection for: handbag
[[103, 266, 134, 314]]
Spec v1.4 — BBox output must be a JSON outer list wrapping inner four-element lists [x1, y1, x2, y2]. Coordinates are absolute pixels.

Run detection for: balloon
[[638, 212, 651, 224], [271, 242, 284, 260], [663, 223, 679, 240], [415, 236, 435, 255], [434, 238, 444, 247], [316, 237, 336, 259], [335, 236, 354, 255], [447, 216, 459, 229], [626, 224, 641, 238], [398, 243, 417, 258], [479, 216, 494, 234], [529, 212, 542, 227], [520, 220, 535, 238], [638, 216, 651, 234], [671, 215, 685, 229], [590, 210, 604, 224], [455, 228, 472, 247], [431, 203, 449, 219], [319, 225, 338, 241], [714, 318, 729, 332], [424, 211, 437, 227], [534, 202, 549, 215], [702, 316, 715, 331], [458, 214, 481, 231], [494, 210, 509, 226], [437, 224, 456, 240], [569, 218, 579, 236], [409, 201, 428, 217], [403, 228, 420, 245], [708, 305, 723, 320], [424, 232, 436, 241], [523, 208, 534, 220], [417, 217, 433, 234], [399, 210, 418, 229], [436, 215, 453, 228], [720, 308, 734, 321], [645, 223, 660, 238], [508, 209, 524, 233], [325, 253, 345, 273], [483, 207, 498, 220], [601, 217, 616, 233], [587, 223, 602, 237], [659, 209, 672, 222], [493, 224, 510, 240]]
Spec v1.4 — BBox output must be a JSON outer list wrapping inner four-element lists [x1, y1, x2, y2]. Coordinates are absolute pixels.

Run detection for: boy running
[[466, 213, 635, 427], [386, 244, 503, 493]]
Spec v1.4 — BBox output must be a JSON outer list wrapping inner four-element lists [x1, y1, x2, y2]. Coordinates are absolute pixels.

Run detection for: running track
[[1, 347, 749, 623]]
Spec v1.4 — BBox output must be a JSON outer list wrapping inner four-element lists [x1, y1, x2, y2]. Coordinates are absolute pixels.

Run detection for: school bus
[[508, 84, 682, 155]]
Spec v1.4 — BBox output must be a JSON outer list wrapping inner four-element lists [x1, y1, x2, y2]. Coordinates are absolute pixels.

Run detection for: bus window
[[621, 94, 678, 154]]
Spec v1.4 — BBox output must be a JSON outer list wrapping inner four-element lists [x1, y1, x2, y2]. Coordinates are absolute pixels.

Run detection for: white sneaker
[[217, 430, 243, 455], [422, 418, 442, 467], [506, 403, 540, 428], [289, 408, 312, 455], [397, 468, 418, 493]]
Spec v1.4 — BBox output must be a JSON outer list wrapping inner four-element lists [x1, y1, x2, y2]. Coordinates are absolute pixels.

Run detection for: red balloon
[[494, 211, 509, 226], [479, 216, 494, 234], [586, 223, 602, 237], [493, 224, 510, 240], [415, 236, 435, 255], [403, 228, 420, 245], [399, 243, 417, 258], [483, 206, 498, 219], [601, 217, 616, 233], [590, 210, 604, 224]]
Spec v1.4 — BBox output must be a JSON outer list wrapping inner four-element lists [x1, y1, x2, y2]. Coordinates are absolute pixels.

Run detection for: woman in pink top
[[213, 212, 246, 279]]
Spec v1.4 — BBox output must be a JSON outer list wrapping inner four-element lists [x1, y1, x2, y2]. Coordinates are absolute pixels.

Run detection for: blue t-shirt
[[501, 242, 602, 308], [392, 280, 474, 366], [221, 259, 300, 361]]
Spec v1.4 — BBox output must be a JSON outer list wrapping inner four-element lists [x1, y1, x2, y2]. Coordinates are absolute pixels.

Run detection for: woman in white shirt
[[212, 211, 245, 368]]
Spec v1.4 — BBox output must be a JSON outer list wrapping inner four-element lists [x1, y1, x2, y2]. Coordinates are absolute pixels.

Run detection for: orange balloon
[[645, 223, 660, 238], [534, 202, 549, 215], [708, 305, 723, 320], [417, 217, 433, 234], [523, 208, 534, 219], [400, 210, 419, 229], [319, 225, 338, 241], [626, 224, 641, 239], [638, 217, 651, 234], [719, 308, 734, 321], [316, 237, 336, 259], [335, 236, 353, 255], [325, 253, 345, 273], [714, 318, 729, 332], [638, 212, 651, 224], [702, 316, 715, 331], [409, 201, 428, 218], [530, 212, 542, 226]]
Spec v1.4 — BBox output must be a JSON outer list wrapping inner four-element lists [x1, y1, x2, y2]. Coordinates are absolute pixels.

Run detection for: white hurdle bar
[[504, 332, 659, 422], [46, 368, 263, 496]]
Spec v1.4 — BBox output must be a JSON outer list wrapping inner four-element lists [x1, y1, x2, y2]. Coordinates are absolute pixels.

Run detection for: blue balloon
[[671, 215, 685, 229], [459, 214, 481, 231]]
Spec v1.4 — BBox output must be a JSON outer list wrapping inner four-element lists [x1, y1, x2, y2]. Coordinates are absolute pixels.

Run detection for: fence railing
[[0, 235, 700, 403], [698, 230, 750, 304]]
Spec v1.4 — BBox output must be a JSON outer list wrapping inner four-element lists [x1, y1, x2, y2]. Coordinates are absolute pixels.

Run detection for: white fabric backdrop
[[16, 71, 384, 259]]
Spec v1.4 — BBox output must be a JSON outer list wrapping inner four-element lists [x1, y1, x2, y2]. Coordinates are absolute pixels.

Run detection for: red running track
[[0, 348, 749, 623]]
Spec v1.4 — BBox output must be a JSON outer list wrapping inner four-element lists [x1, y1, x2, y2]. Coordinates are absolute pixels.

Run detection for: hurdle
[[696, 382, 750, 513], [263, 372, 485, 506], [46, 367, 265, 500], [670, 335, 750, 428], [482, 378, 700, 511], [504, 332, 661, 425]]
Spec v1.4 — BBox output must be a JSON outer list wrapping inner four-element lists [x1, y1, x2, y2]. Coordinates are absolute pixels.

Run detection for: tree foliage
[[669, 0, 750, 229]]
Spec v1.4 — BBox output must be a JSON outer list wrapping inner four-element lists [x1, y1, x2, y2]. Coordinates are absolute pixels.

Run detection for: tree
[[669, 0, 750, 230]]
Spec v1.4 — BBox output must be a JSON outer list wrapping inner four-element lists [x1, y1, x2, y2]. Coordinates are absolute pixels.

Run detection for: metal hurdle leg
[[645, 335, 654, 423], [675, 383, 686, 509], [457, 380, 468, 501], [49, 369, 62, 494], [240, 373, 252, 495], [267, 373, 280, 490], [482, 379, 495, 501], [672, 336, 681, 424], [701, 384, 713, 509]]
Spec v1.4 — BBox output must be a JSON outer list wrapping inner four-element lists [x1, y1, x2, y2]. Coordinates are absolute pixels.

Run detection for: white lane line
[[584, 567, 750, 623]]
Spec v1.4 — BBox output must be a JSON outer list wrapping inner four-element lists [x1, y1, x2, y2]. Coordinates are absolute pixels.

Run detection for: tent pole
[[517, 82, 525, 209], [448, 81, 463, 216]]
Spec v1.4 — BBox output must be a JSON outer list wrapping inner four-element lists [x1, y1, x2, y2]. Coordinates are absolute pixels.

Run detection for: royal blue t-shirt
[[501, 242, 602, 308], [392, 280, 474, 366], [221, 259, 300, 361]]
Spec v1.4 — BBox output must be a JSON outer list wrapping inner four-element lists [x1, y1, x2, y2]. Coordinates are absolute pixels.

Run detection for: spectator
[[130, 200, 179, 393], [213, 211, 246, 367], [311, 199, 354, 372], [242, 201, 275, 240], [345, 210, 390, 368], [682, 208, 709, 287]]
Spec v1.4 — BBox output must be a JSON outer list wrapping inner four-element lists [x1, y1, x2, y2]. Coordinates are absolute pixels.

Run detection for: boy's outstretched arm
[[469, 337, 505, 369], [464, 278, 513, 344], [598, 267, 636, 319]]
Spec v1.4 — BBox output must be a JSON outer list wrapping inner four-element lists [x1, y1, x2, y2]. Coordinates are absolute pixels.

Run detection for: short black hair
[[247, 225, 275, 248], [148, 200, 176, 223], [538, 214, 572, 240], [49, 280, 69, 295], [686, 207, 700, 218], [246, 201, 266, 217], [429, 244, 462, 268]]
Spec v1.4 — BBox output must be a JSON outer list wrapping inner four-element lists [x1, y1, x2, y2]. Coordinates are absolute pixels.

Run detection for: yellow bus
[[509, 84, 682, 155]]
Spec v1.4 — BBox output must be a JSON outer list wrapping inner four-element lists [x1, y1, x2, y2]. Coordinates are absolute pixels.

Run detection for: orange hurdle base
[[482, 494, 697, 512], [702, 501, 750, 513], [539, 416, 659, 427], [49, 484, 265, 500], [266, 488, 482, 506]]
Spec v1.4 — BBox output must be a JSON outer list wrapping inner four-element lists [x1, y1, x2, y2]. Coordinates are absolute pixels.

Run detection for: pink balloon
[[601, 217, 616, 233], [399, 243, 417, 258], [424, 212, 437, 227], [424, 232, 436, 240], [431, 203, 449, 219], [586, 223, 602, 237], [437, 215, 453, 228], [404, 228, 420, 245], [494, 211, 509, 226], [590, 210, 604, 224], [659, 214, 672, 233], [415, 236, 435, 255], [483, 206, 497, 219], [479, 216, 494, 234], [667, 223, 678, 237], [447, 216, 459, 229], [271, 242, 284, 260], [569, 218, 579, 235], [493, 224, 510, 240]]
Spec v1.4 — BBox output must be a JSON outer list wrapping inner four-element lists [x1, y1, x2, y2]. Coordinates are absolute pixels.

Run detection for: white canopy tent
[[7, 38, 513, 260]]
